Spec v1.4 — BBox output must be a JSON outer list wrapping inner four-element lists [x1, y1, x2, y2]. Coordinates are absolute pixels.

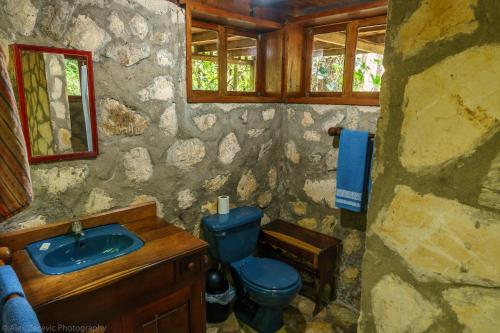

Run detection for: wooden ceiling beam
[[189, 1, 282, 32], [194, 39, 257, 52], [228, 48, 257, 57], [314, 40, 344, 50], [315, 31, 384, 54], [227, 39, 257, 50], [195, 47, 257, 58], [292, 0, 387, 26], [313, 48, 345, 57], [193, 54, 255, 65], [360, 34, 385, 44], [192, 34, 217, 45]]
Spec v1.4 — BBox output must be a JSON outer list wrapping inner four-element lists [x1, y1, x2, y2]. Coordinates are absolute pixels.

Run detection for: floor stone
[[207, 327, 220, 333], [327, 303, 358, 332], [304, 321, 335, 333], [295, 294, 316, 319], [207, 295, 358, 333]]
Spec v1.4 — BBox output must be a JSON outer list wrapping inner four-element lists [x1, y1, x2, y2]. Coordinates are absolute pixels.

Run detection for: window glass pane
[[227, 34, 257, 92], [65, 58, 81, 96], [311, 30, 346, 93], [191, 27, 219, 91], [353, 25, 385, 92]]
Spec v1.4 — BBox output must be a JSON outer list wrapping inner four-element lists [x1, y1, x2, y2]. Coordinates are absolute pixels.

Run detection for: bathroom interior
[[0, 0, 498, 332]]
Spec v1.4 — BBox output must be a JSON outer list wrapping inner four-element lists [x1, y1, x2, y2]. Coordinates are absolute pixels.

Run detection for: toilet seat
[[239, 257, 300, 291]]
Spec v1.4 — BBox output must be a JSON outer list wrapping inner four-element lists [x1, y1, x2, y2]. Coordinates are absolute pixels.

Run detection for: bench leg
[[330, 276, 337, 300], [313, 276, 327, 316]]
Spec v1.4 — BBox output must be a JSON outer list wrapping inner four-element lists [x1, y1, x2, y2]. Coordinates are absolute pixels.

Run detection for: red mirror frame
[[12, 44, 99, 164]]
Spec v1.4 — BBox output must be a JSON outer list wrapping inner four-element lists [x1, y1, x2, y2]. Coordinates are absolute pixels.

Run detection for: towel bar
[[0, 247, 11, 265], [0, 247, 20, 301], [328, 127, 375, 139]]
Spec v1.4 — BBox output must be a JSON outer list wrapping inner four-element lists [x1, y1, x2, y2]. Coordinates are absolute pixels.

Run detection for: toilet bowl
[[232, 256, 301, 306], [202, 206, 302, 333]]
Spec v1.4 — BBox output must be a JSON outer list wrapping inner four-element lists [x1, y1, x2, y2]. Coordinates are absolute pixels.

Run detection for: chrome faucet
[[72, 221, 85, 237]]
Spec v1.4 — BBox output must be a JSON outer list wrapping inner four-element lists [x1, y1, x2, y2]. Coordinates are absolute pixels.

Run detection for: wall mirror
[[12, 44, 98, 164]]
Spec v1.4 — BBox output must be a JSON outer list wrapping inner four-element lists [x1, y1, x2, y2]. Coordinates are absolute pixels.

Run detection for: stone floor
[[207, 294, 359, 333]]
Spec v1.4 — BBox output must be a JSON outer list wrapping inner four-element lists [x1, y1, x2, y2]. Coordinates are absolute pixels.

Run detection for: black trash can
[[205, 269, 234, 323]]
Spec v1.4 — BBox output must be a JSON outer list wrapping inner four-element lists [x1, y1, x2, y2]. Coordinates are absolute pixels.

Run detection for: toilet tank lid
[[202, 206, 263, 232]]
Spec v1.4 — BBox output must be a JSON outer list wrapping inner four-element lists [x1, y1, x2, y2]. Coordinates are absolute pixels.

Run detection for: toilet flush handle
[[216, 231, 226, 238]]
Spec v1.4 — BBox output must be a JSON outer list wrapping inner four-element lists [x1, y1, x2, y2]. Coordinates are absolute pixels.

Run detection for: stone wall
[[359, 0, 500, 332], [0, 0, 380, 311], [280, 104, 379, 309], [0, 0, 283, 235]]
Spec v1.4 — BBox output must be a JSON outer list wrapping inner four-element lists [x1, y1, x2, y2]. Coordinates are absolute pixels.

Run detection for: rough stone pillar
[[359, 1, 500, 332]]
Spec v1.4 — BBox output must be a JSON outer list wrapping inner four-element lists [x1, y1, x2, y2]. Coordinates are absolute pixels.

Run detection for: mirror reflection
[[19, 50, 94, 158]]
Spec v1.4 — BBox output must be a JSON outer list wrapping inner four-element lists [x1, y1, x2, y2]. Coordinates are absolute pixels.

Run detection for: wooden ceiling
[[179, 0, 382, 23], [251, 0, 376, 16]]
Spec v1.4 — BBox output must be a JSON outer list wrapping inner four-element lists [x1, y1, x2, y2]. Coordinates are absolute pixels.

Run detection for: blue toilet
[[202, 206, 302, 333]]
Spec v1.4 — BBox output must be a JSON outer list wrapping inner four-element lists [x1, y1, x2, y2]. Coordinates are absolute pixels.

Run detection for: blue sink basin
[[26, 224, 144, 275]]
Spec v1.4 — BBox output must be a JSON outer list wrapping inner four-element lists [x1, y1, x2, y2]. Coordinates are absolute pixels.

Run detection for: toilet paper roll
[[218, 195, 230, 215]]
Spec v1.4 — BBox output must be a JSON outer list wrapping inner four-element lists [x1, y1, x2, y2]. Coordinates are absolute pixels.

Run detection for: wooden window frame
[[184, 0, 386, 105], [187, 19, 267, 103], [300, 15, 386, 106]]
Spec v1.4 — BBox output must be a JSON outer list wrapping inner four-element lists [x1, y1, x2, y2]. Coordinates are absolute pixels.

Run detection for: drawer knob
[[187, 262, 196, 271], [203, 254, 209, 264]]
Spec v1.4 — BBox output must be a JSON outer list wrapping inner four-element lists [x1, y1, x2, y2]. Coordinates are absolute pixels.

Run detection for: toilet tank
[[202, 206, 263, 263]]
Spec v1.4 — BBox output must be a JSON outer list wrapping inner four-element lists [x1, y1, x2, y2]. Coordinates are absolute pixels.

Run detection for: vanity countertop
[[0, 203, 207, 308]]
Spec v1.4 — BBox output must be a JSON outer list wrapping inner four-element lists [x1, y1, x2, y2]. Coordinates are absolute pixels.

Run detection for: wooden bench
[[259, 220, 342, 315]]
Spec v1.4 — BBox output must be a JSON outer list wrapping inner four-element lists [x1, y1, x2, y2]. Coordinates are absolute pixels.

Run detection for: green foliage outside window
[[192, 59, 218, 91], [64, 59, 81, 96], [191, 59, 256, 92], [353, 54, 383, 92], [227, 63, 255, 92], [311, 55, 345, 92]]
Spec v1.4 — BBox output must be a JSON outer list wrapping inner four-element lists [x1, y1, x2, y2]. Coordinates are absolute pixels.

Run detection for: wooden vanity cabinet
[[116, 253, 207, 333], [124, 287, 191, 333], [2, 204, 208, 333], [36, 251, 207, 333]]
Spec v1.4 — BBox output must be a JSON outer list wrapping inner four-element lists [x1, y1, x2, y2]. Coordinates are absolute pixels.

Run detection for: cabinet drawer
[[176, 254, 201, 281], [133, 287, 191, 333], [141, 303, 189, 333], [36, 261, 175, 327]]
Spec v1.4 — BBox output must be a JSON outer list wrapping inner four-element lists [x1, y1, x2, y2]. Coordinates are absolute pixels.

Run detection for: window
[[353, 24, 385, 92], [64, 58, 81, 96], [311, 28, 346, 93], [191, 26, 219, 91], [188, 20, 267, 102], [227, 33, 257, 93], [305, 16, 386, 103]]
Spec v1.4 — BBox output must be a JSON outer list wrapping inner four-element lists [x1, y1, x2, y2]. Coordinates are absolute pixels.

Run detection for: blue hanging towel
[[335, 129, 373, 212], [2, 297, 42, 333], [367, 140, 374, 207], [0, 266, 25, 312]]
